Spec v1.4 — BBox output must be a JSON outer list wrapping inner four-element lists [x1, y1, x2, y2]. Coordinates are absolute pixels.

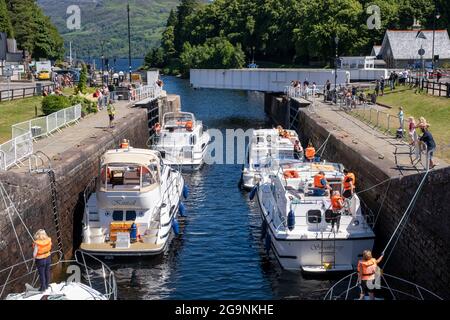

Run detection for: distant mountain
[[37, 0, 180, 59]]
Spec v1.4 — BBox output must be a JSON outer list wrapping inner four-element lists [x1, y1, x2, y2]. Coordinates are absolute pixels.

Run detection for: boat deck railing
[[0, 250, 117, 300], [324, 271, 442, 300]]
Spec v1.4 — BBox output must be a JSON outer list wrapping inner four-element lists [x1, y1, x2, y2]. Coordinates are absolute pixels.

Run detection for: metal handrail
[[324, 271, 442, 300]]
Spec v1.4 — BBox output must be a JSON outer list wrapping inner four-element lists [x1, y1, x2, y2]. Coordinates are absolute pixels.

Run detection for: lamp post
[[127, 2, 132, 83], [431, 9, 441, 74], [334, 35, 339, 96], [101, 40, 105, 86]]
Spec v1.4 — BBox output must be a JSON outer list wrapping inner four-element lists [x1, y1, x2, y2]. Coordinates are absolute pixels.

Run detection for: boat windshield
[[100, 160, 160, 191], [163, 113, 195, 130]]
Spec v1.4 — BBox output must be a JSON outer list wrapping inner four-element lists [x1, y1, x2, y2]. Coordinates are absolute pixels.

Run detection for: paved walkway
[[10, 99, 136, 174], [302, 97, 447, 177]]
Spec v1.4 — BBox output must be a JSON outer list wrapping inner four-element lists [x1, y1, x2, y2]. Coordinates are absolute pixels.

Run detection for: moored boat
[[241, 128, 300, 190], [80, 144, 186, 257], [252, 160, 375, 273], [152, 112, 210, 171]]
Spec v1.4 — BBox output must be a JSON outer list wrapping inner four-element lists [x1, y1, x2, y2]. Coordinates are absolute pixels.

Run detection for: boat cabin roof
[[102, 148, 161, 168], [279, 161, 344, 178]]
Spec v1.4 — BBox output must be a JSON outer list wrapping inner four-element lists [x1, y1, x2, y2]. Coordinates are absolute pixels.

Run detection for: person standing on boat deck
[[313, 171, 331, 196], [357, 250, 383, 300], [107, 101, 116, 128], [294, 140, 303, 160], [305, 143, 316, 162], [33, 229, 52, 292], [342, 169, 355, 200], [419, 124, 437, 169], [330, 191, 344, 232]]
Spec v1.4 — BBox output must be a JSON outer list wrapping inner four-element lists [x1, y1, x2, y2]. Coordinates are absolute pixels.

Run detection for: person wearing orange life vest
[[154, 122, 161, 134], [119, 139, 129, 149], [313, 171, 331, 196], [357, 250, 384, 300], [33, 229, 52, 291], [342, 169, 356, 199], [330, 191, 344, 232], [305, 142, 316, 162]]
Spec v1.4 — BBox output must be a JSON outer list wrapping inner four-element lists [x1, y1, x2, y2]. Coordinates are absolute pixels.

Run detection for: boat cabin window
[[125, 210, 137, 221], [307, 210, 322, 224], [100, 161, 160, 191], [112, 210, 123, 221], [190, 135, 197, 145]]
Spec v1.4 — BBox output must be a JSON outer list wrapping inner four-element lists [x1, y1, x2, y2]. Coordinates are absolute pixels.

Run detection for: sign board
[[418, 48, 425, 56], [3, 66, 13, 77]]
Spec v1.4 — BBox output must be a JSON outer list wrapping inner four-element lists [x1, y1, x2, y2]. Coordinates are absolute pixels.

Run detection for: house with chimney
[[377, 29, 450, 69]]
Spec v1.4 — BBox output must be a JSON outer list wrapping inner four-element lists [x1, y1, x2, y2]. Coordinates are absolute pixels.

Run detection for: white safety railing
[[132, 85, 163, 102], [0, 132, 33, 171], [285, 85, 326, 100], [11, 104, 82, 140]]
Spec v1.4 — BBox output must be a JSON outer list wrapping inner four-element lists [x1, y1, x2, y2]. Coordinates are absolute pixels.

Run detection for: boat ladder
[[28, 151, 63, 252], [320, 230, 336, 269]]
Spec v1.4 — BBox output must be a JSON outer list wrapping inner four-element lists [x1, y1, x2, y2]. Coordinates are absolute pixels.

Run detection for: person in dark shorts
[[357, 250, 384, 300], [419, 125, 437, 169]]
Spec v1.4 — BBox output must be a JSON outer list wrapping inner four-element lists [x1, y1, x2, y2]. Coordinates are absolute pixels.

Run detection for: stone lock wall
[[0, 106, 149, 272]]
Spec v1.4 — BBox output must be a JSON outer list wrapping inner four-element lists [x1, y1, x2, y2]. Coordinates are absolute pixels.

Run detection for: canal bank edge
[[265, 93, 450, 299]]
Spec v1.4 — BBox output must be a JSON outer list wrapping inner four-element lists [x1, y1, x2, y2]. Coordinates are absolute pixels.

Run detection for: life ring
[[185, 121, 193, 131], [283, 170, 299, 179]]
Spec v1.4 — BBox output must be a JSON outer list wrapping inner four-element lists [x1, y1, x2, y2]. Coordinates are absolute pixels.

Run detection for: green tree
[[6, 0, 63, 60], [174, 0, 200, 52], [180, 37, 245, 76], [0, 0, 13, 37]]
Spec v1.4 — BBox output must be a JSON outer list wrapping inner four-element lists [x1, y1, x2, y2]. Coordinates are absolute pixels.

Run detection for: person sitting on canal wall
[[313, 171, 331, 196], [33, 229, 52, 292], [357, 250, 383, 300], [330, 191, 344, 232], [305, 143, 316, 162]]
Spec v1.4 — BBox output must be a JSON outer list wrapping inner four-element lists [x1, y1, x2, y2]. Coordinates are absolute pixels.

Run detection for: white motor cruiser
[[152, 112, 210, 170], [80, 145, 186, 257], [241, 128, 300, 190], [252, 160, 375, 273]]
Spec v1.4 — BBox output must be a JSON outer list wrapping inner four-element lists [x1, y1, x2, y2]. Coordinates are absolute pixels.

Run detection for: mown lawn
[[376, 89, 450, 162], [0, 97, 44, 143]]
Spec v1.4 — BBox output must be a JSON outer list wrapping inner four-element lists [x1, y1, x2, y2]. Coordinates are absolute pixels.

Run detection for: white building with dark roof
[[379, 29, 450, 68]]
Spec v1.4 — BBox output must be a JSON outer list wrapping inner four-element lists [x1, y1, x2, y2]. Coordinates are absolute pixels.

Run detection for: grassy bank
[[376, 89, 450, 161], [0, 97, 44, 143]]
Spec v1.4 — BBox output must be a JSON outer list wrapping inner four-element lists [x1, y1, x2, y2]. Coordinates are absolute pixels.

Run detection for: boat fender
[[287, 210, 295, 231], [183, 185, 190, 199], [172, 218, 180, 235], [179, 202, 187, 217], [264, 232, 271, 255], [130, 223, 137, 243], [249, 185, 258, 200]]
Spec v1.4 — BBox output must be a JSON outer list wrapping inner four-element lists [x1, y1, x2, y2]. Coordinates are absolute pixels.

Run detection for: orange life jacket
[[357, 258, 377, 280], [284, 170, 299, 179], [305, 147, 316, 160], [331, 195, 344, 210], [185, 121, 193, 131], [120, 142, 129, 149], [343, 173, 356, 191], [314, 174, 325, 188], [33, 238, 52, 259]]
